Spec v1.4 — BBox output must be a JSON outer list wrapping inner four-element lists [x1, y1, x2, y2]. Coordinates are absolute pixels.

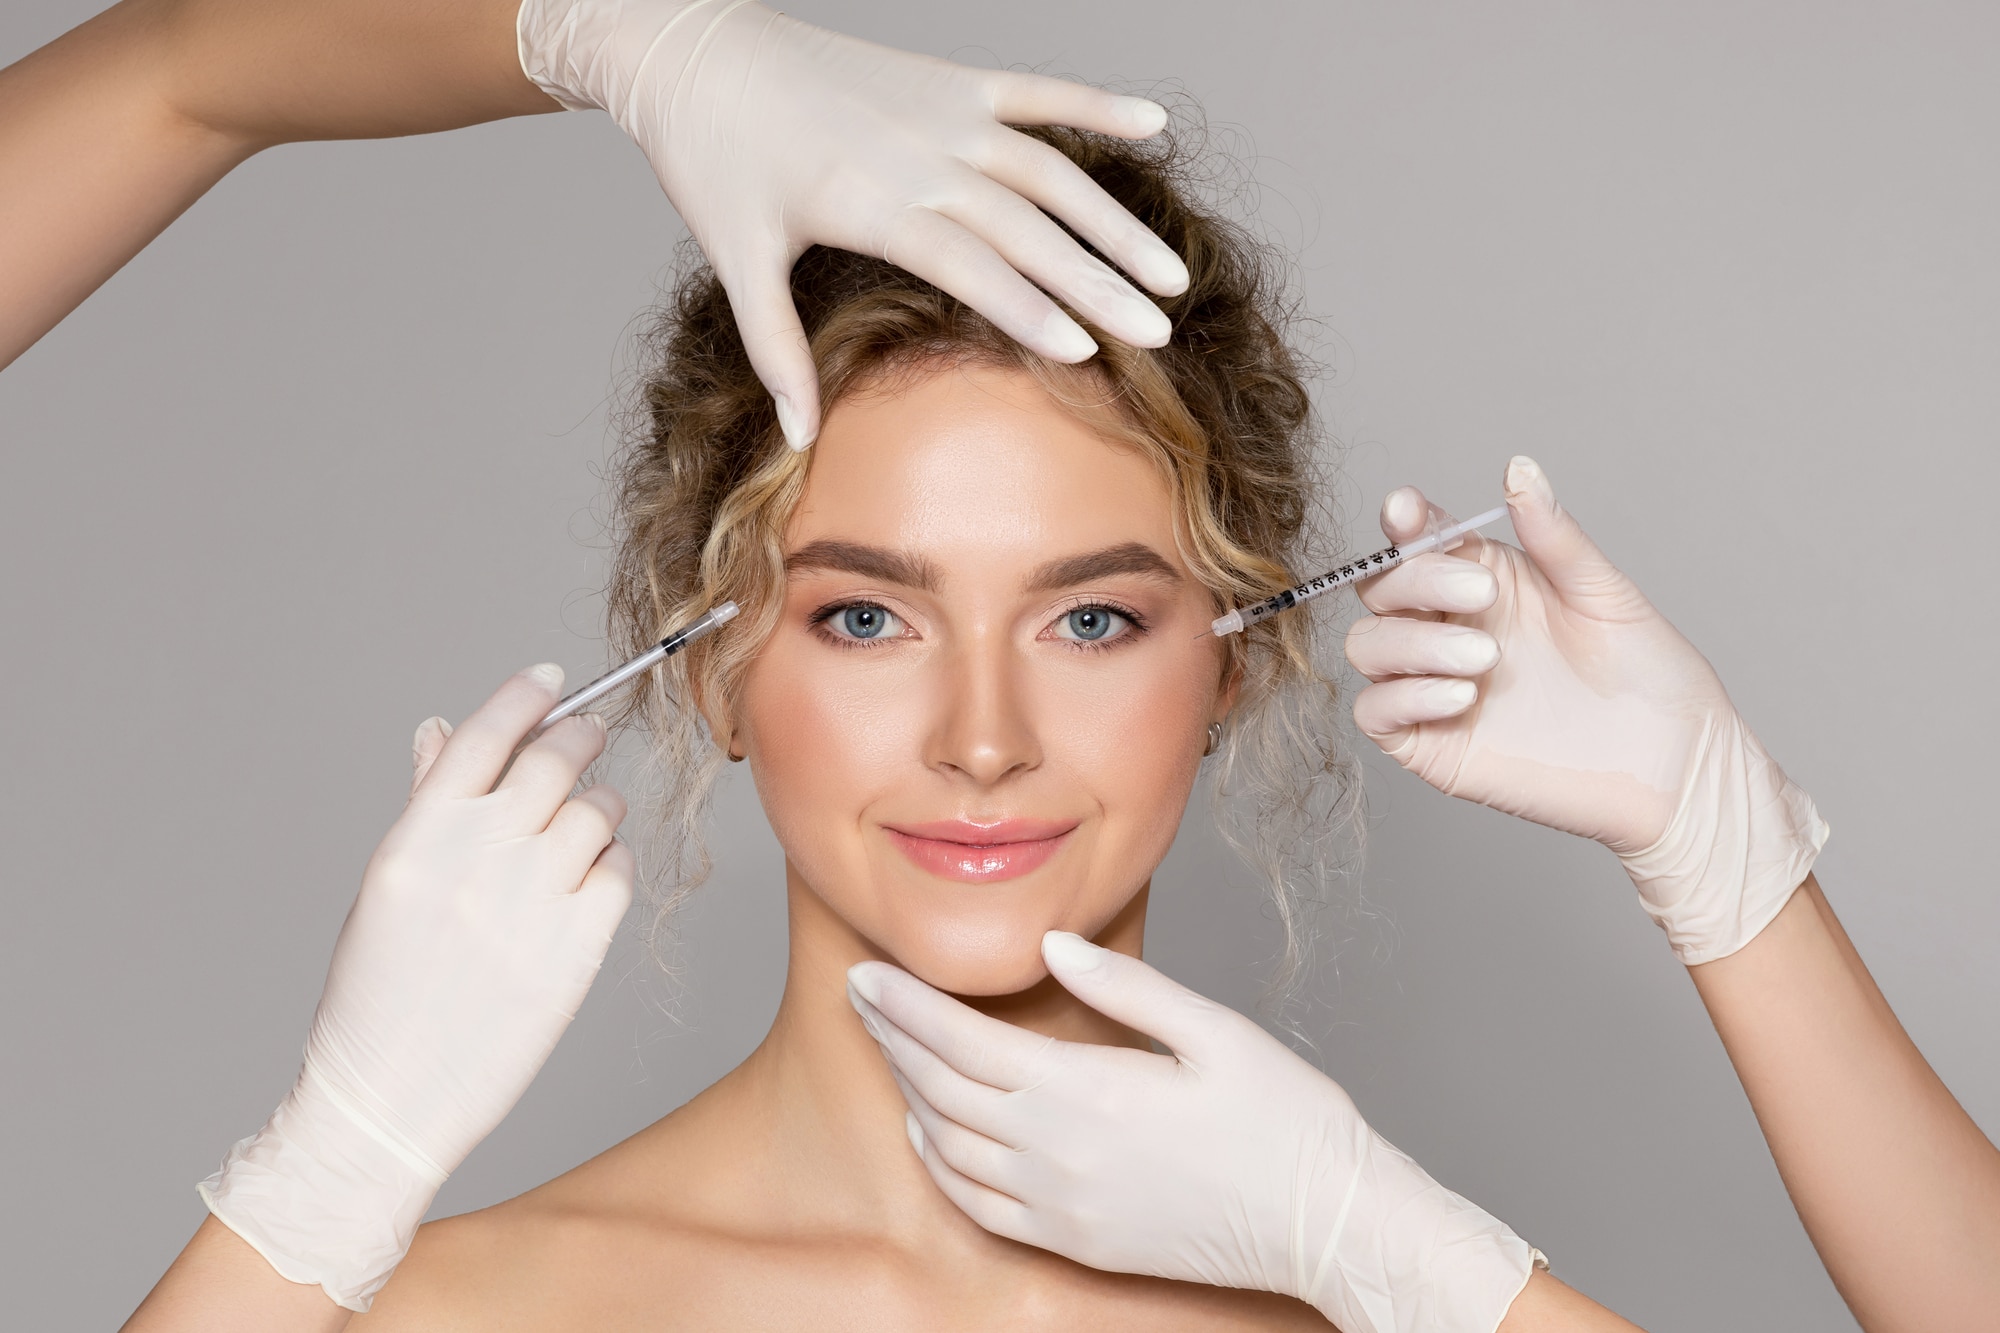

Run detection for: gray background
[[3, 1, 1995, 1328]]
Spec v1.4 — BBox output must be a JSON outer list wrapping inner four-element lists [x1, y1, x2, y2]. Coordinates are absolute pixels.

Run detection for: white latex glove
[[1346, 456, 1827, 964], [848, 935, 1537, 1333], [198, 665, 634, 1311], [516, 0, 1190, 450]]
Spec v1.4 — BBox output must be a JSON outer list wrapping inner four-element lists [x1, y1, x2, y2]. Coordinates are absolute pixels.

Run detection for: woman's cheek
[[1044, 650, 1213, 857], [740, 641, 925, 869]]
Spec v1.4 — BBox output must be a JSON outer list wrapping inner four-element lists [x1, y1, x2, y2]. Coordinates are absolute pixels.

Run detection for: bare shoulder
[[352, 1117, 726, 1332]]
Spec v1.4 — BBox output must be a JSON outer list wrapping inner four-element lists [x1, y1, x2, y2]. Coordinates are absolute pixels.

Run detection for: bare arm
[[122, 1217, 350, 1333], [1347, 465, 2000, 1325], [1688, 876, 2000, 1332], [1499, 1271, 1646, 1333], [0, 0, 553, 369]]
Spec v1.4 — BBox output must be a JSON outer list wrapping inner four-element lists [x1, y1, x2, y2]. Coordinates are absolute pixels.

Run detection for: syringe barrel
[[534, 600, 740, 734], [1211, 548, 1405, 636], [1208, 500, 1508, 637]]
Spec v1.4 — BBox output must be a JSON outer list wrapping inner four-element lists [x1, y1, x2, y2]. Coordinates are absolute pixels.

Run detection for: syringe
[[1210, 504, 1509, 637], [531, 601, 740, 737]]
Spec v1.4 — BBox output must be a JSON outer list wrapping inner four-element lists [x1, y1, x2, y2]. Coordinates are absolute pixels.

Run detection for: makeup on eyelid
[[807, 596, 1149, 648], [883, 818, 1079, 884]]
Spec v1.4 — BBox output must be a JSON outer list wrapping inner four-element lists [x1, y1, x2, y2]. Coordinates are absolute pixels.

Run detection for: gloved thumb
[[1502, 456, 1638, 610], [723, 255, 821, 451], [410, 717, 453, 796], [1041, 932, 1242, 1061]]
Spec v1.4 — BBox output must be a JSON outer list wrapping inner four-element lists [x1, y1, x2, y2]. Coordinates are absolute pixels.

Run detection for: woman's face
[[732, 362, 1233, 995]]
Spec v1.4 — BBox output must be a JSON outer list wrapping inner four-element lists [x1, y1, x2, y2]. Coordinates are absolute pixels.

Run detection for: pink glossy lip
[[883, 818, 1078, 884]]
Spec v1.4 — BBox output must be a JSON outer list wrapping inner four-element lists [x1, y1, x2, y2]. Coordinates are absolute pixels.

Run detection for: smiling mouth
[[882, 818, 1078, 884]]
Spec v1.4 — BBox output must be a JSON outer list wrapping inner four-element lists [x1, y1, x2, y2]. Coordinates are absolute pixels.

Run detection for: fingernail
[[412, 716, 447, 749], [524, 663, 565, 693], [774, 393, 817, 452], [846, 963, 884, 1009], [1505, 456, 1549, 505], [583, 712, 609, 733], [847, 984, 886, 1039], [1438, 627, 1500, 673], [1118, 96, 1168, 136], [1429, 677, 1479, 710], [1042, 930, 1106, 973], [1042, 310, 1099, 362], [905, 1110, 925, 1157], [1383, 486, 1426, 534], [1142, 254, 1189, 297], [1111, 294, 1173, 348], [1438, 564, 1497, 605]]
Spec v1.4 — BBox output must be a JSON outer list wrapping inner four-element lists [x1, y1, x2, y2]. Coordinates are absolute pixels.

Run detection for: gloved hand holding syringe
[[1208, 503, 1510, 638]]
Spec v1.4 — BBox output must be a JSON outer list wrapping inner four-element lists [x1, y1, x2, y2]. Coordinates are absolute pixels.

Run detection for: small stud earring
[[1203, 721, 1224, 756]]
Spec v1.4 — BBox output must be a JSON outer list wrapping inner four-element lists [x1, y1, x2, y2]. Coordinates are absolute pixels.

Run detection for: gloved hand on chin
[[849, 938, 1541, 1333]]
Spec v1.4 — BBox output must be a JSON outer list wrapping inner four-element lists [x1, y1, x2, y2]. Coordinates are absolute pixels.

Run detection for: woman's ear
[[1215, 651, 1244, 720], [691, 677, 746, 763]]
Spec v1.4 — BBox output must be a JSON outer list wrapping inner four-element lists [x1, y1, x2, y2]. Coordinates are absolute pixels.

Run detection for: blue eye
[[827, 603, 902, 641], [1057, 605, 1128, 642]]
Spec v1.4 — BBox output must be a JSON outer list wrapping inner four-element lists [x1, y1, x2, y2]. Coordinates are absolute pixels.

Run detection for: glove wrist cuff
[[1617, 711, 1829, 964], [1298, 1124, 1536, 1333], [516, 0, 767, 119], [197, 1074, 443, 1313]]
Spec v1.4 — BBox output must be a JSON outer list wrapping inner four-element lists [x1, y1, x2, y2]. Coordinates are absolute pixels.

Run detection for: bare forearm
[[1689, 876, 2000, 1331], [122, 1217, 350, 1333], [0, 0, 554, 368], [1495, 1270, 1647, 1332]]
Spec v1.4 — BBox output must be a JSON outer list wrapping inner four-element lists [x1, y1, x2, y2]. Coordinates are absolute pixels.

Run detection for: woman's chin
[[879, 923, 1059, 998]]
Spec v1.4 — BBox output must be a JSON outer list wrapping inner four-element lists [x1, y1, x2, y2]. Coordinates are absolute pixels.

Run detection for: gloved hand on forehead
[[1345, 455, 1826, 963], [850, 935, 1539, 1333], [517, 0, 1191, 451]]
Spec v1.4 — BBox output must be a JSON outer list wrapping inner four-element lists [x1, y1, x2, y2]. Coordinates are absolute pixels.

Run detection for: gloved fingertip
[[1041, 310, 1099, 363], [1041, 930, 1107, 975], [774, 393, 819, 451], [1426, 677, 1480, 714], [1117, 96, 1169, 137], [1126, 300, 1174, 348], [1139, 248, 1191, 297], [411, 717, 450, 779], [1504, 455, 1553, 511], [846, 961, 886, 1009], [905, 1109, 925, 1157], [1382, 485, 1426, 538]]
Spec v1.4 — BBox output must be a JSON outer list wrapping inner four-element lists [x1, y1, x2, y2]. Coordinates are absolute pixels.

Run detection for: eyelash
[[1047, 596, 1149, 652], [805, 597, 1151, 653], [807, 599, 910, 651]]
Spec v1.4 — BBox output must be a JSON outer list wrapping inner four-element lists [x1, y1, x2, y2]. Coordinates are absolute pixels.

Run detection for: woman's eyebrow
[[785, 539, 942, 592], [1023, 542, 1182, 593]]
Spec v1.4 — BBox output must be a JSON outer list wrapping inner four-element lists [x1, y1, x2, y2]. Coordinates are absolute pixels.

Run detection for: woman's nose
[[923, 630, 1041, 786]]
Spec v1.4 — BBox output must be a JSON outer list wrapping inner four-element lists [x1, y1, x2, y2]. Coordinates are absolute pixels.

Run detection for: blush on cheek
[[741, 649, 924, 885], [1041, 653, 1212, 842]]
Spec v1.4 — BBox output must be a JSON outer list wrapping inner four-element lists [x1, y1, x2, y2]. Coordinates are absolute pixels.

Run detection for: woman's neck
[[713, 870, 1152, 1244]]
